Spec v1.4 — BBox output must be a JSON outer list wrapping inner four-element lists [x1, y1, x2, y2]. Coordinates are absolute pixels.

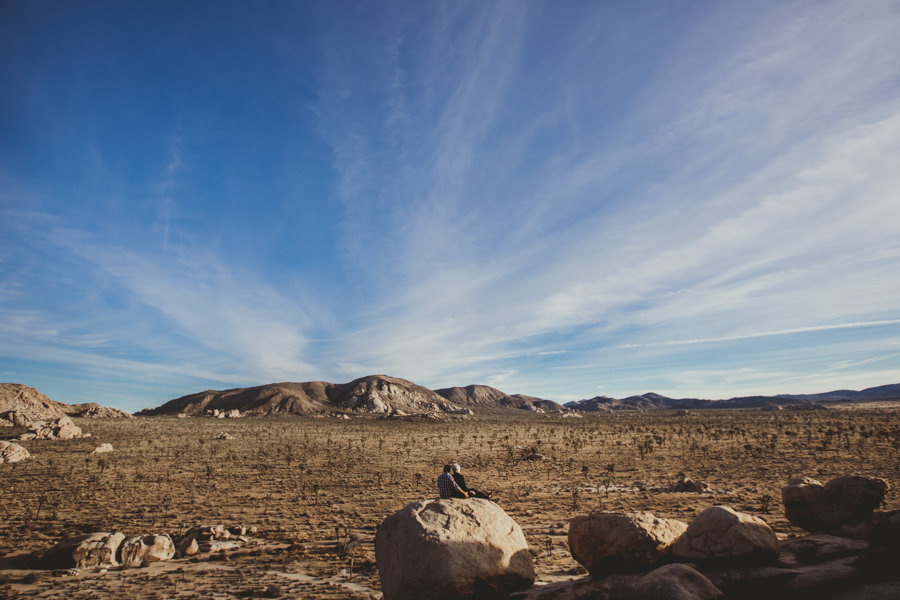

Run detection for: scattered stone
[[215, 432, 233, 440], [375, 498, 535, 600], [671, 505, 779, 564], [523, 453, 544, 461], [0, 440, 31, 463], [568, 511, 688, 576], [782, 476, 887, 533], [92, 443, 114, 454], [120, 534, 175, 567], [43, 532, 126, 569]]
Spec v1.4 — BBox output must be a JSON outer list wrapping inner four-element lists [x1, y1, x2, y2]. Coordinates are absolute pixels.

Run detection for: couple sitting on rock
[[437, 463, 492, 500]]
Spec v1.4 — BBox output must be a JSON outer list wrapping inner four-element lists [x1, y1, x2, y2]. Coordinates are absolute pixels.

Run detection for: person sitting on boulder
[[438, 464, 471, 499], [451, 463, 492, 500]]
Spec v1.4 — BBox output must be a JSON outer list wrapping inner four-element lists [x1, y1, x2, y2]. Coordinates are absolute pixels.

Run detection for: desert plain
[[1, 407, 899, 599]]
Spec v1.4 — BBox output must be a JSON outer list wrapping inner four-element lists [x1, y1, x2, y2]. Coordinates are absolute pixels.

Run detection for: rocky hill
[[0, 383, 132, 423], [138, 375, 476, 418], [434, 384, 569, 414]]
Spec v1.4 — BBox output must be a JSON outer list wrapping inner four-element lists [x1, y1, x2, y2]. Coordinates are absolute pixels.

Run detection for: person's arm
[[449, 473, 472, 497]]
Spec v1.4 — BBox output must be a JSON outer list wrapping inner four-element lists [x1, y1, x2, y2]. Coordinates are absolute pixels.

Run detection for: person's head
[[443, 464, 452, 473], [451, 463, 461, 474]]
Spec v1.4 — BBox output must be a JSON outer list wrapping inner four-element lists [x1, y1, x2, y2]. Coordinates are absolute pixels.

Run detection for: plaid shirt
[[437, 472, 463, 498]]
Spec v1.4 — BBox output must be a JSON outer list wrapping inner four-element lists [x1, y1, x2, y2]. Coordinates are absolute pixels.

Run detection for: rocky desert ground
[[1, 408, 899, 599]]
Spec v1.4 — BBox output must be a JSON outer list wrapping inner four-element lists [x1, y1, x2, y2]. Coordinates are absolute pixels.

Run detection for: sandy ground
[[1, 408, 898, 598]]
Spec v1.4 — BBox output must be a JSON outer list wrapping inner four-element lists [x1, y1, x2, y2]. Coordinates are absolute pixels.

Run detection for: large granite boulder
[[43, 532, 125, 569], [0, 440, 31, 464], [671, 505, 779, 564], [782, 476, 888, 533], [375, 498, 535, 600], [120, 534, 175, 567], [568, 511, 688, 576]]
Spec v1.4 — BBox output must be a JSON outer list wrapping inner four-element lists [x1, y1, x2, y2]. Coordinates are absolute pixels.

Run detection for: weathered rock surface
[[0, 440, 31, 463], [671, 505, 779, 564], [568, 511, 688, 575], [375, 498, 535, 600], [120, 534, 175, 567], [782, 476, 888, 533], [780, 534, 869, 566], [43, 532, 126, 569], [511, 565, 721, 600]]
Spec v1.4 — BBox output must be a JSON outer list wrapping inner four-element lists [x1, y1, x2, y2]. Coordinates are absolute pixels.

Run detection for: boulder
[[375, 498, 535, 600], [568, 511, 688, 575], [782, 476, 887, 532], [43, 532, 125, 569], [628, 564, 723, 600], [671, 505, 779, 564], [0, 440, 31, 463], [120, 534, 175, 567], [92, 443, 114, 454]]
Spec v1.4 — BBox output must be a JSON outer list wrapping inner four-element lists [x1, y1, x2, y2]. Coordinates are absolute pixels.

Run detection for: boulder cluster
[[204, 409, 243, 418], [375, 474, 897, 600], [41, 525, 256, 569], [16, 415, 85, 441], [41, 524, 257, 570]]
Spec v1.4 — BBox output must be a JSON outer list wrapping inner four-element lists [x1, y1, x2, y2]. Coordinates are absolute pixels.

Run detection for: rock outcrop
[[0, 440, 31, 463], [568, 511, 688, 575], [671, 505, 779, 564], [782, 476, 888, 533], [375, 498, 535, 600]]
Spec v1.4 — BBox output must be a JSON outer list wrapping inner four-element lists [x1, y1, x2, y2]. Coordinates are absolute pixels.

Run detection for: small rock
[[92, 443, 114, 454]]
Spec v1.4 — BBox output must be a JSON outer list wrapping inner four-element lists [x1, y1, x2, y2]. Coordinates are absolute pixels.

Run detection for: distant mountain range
[[137, 376, 900, 418], [564, 383, 900, 412]]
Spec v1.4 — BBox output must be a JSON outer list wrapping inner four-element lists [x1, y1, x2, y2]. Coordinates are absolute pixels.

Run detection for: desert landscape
[[1, 379, 899, 599]]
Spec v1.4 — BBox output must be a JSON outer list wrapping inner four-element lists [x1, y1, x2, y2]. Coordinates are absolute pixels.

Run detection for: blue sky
[[2, 1, 899, 412]]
